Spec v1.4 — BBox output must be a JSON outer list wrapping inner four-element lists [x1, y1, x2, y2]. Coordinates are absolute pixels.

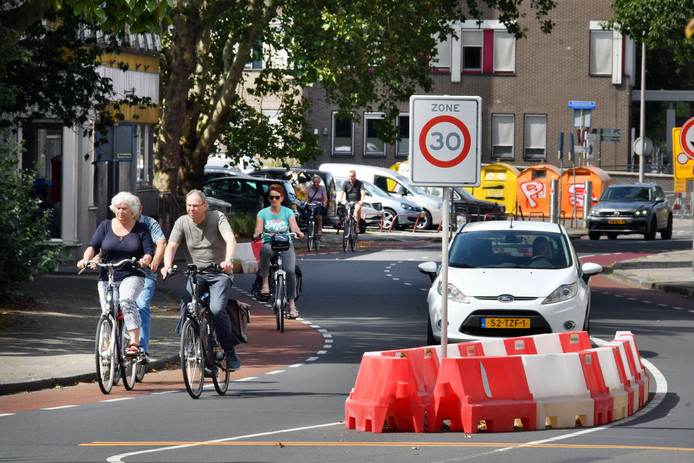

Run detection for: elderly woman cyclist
[[77, 192, 155, 357], [253, 184, 304, 318]]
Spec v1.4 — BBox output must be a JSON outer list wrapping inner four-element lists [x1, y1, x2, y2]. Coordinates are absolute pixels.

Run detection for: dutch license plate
[[481, 317, 530, 329], [608, 219, 626, 225]]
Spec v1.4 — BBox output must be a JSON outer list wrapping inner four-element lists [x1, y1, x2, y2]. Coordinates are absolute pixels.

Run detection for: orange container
[[516, 164, 561, 219], [560, 166, 612, 219]]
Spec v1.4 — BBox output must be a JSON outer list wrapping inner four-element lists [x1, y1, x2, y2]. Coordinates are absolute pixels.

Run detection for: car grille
[[459, 309, 552, 337], [596, 210, 634, 217], [474, 296, 538, 301], [371, 202, 383, 211]]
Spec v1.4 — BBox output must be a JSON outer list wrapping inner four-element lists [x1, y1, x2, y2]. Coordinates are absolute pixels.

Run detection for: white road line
[[306, 356, 319, 362], [266, 370, 285, 375], [288, 364, 303, 368], [641, 300, 653, 304], [392, 277, 400, 281], [658, 303, 668, 307], [673, 307, 684, 310], [41, 405, 78, 411], [0, 413, 16, 417], [627, 297, 638, 301], [235, 377, 258, 382], [689, 310, 694, 314], [322, 334, 333, 339], [316, 350, 328, 355], [323, 338, 333, 343], [101, 398, 132, 403], [318, 328, 328, 333], [491, 335, 668, 455], [310, 324, 320, 328], [420, 288, 428, 291], [106, 422, 343, 462], [614, 294, 624, 298], [151, 391, 175, 395], [301, 320, 311, 325], [322, 344, 332, 349], [404, 282, 412, 286]]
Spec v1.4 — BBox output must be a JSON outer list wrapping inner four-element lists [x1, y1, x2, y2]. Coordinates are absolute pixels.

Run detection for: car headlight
[[401, 203, 416, 211], [542, 282, 578, 305], [634, 208, 649, 216], [590, 209, 600, 216], [437, 281, 470, 303]]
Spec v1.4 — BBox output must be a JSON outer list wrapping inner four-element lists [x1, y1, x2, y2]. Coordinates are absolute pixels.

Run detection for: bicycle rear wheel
[[342, 222, 349, 252], [135, 362, 146, 383], [349, 220, 357, 251], [306, 219, 314, 251], [120, 321, 137, 390], [313, 220, 321, 251], [213, 356, 230, 395], [180, 318, 204, 398], [274, 274, 285, 333], [95, 317, 116, 394]]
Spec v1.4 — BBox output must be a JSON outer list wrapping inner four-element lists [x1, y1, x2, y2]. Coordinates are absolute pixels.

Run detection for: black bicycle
[[340, 201, 358, 252], [169, 264, 230, 399], [79, 257, 142, 394], [305, 204, 321, 252]]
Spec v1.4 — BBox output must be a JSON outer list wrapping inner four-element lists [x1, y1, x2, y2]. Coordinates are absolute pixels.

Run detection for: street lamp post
[[638, 40, 646, 183]]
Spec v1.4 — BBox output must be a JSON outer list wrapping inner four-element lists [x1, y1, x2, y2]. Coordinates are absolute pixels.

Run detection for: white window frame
[[332, 112, 353, 157], [395, 113, 409, 159], [363, 112, 386, 157], [491, 113, 514, 160], [431, 34, 451, 69], [523, 114, 547, 160]]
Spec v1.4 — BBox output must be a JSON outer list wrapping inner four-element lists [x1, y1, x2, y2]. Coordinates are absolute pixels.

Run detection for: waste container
[[560, 166, 612, 220], [465, 163, 520, 214], [516, 164, 561, 219]]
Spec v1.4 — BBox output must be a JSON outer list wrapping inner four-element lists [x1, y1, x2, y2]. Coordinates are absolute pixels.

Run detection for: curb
[[602, 265, 694, 298]]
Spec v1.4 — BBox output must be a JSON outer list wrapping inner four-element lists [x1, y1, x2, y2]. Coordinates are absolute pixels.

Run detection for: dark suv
[[586, 183, 672, 240]]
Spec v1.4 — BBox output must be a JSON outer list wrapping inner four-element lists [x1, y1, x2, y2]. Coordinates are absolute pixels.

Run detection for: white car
[[419, 220, 602, 344]]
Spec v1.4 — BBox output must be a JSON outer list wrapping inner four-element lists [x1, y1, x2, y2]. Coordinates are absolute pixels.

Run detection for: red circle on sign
[[680, 117, 694, 158], [418, 115, 471, 168]]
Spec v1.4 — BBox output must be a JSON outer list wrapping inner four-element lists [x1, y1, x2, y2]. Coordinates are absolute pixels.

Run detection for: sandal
[[288, 307, 299, 319], [125, 343, 140, 357]]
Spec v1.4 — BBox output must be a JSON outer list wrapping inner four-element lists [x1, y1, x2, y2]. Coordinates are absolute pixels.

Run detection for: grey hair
[[110, 191, 141, 215], [186, 189, 208, 204], [312, 174, 321, 181]]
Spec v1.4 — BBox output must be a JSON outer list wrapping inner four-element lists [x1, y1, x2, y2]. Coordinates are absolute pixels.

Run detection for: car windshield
[[390, 171, 425, 194], [601, 186, 651, 202], [449, 230, 572, 269], [363, 182, 389, 198]]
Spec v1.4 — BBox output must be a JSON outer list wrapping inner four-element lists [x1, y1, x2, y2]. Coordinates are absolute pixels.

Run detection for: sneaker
[[225, 348, 241, 371]]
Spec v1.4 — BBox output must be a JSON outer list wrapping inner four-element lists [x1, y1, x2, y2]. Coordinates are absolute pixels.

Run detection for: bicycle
[[340, 201, 358, 252], [257, 232, 300, 333], [79, 257, 142, 394], [168, 263, 231, 399], [305, 204, 322, 252]]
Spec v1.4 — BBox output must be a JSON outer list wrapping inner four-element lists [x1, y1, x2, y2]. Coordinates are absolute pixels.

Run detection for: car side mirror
[[655, 197, 665, 203], [581, 262, 603, 283], [418, 261, 438, 282]]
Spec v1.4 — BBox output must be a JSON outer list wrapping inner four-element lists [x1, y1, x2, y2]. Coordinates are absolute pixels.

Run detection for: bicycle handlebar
[[78, 257, 137, 275], [167, 262, 221, 276]]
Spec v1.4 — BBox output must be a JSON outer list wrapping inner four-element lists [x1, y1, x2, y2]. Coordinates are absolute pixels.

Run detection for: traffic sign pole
[[440, 187, 450, 358]]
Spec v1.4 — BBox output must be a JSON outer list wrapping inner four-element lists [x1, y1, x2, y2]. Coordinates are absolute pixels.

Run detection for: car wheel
[[644, 218, 657, 240], [426, 313, 437, 346], [607, 233, 618, 240], [382, 208, 397, 230], [660, 214, 673, 240], [588, 231, 600, 240], [416, 210, 432, 230]]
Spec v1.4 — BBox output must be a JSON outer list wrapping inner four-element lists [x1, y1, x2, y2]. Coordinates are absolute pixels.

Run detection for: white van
[[319, 163, 442, 229]]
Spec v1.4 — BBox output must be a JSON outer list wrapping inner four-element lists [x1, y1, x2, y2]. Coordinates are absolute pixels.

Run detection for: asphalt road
[[1, 233, 693, 462]]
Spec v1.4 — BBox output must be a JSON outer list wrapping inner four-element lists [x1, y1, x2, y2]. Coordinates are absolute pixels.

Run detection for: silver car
[[334, 177, 384, 228], [362, 181, 423, 229]]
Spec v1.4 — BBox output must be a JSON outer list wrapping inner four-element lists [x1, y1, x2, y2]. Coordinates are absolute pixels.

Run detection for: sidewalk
[[606, 250, 694, 298]]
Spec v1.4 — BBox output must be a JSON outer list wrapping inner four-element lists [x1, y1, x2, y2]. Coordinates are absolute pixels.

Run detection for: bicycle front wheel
[[349, 220, 357, 251], [275, 275, 285, 333], [120, 321, 137, 391], [180, 318, 204, 399], [306, 219, 314, 251], [95, 317, 115, 394], [342, 222, 349, 252]]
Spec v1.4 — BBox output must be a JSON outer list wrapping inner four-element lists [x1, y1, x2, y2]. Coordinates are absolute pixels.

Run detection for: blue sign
[[568, 100, 596, 110]]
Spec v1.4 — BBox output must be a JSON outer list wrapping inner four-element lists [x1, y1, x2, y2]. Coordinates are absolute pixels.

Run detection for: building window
[[524, 114, 547, 160], [462, 30, 483, 71], [135, 125, 153, 183], [590, 29, 612, 76], [491, 114, 514, 160], [245, 40, 264, 70], [396, 114, 409, 158], [363, 113, 386, 157], [431, 35, 451, 69], [493, 31, 516, 72], [332, 112, 353, 157]]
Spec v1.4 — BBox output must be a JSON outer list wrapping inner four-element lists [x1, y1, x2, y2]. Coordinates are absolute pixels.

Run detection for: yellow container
[[465, 163, 520, 213]]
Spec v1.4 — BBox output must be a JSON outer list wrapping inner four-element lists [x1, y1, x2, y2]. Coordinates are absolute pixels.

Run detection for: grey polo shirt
[[169, 210, 233, 267]]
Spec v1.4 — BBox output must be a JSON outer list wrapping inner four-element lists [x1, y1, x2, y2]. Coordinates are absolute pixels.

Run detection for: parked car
[[202, 174, 307, 229], [420, 186, 505, 223], [586, 183, 673, 240], [361, 180, 423, 229], [248, 167, 340, 228], [319, 163, 443, 229], [418, 220, 602, 344], [334, 177, 384, 231]]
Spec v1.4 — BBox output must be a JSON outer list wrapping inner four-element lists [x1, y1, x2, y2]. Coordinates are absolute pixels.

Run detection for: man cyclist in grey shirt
[[160, 190, 241, 370]]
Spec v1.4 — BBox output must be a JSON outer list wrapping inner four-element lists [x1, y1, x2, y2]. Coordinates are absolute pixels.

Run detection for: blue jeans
[[136, 276, 157, 352]]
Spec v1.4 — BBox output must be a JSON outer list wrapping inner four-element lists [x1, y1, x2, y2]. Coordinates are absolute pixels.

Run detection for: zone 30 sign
[[409, 95, 481, 186]]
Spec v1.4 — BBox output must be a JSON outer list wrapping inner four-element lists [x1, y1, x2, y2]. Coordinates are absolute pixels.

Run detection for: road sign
[[673, 126, 694, 180], [679, 116, 694, 159], [632, 137, 653, 156], [568, 100, 596, 110], [409, 95, 481, 186], [600, 128, 621, 142]]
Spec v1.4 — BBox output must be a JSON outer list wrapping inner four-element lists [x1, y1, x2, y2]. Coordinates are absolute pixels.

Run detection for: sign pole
[[440, 186, 450, 358]]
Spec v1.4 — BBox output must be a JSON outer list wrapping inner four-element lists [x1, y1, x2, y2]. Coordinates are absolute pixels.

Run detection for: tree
[[154, 0, 557, 196]]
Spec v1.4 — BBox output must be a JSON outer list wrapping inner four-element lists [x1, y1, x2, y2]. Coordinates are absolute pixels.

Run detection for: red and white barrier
[[345, 331, 651, 434]]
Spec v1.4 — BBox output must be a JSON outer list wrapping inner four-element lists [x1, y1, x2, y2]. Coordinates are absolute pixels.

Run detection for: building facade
[[304, 1, 635, 172]]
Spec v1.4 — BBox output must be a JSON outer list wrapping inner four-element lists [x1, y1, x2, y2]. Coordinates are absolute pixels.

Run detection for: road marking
[[306, 357, 319, 362], [324, 338, 333, 343], [322, 334, 333, 339], [0, 413, 15, 417], [673, 307, 684, 310], [420, 288, 428, 291], [627, 297, 637, 301], [288, 363, 303, 368], [151, 391, 175, 395], [689, 310, 694, 314], [641, 300, 653, 304], [310, 324, 320, 328], [41, 405, 78, 411], [101, 398, 132, 403], [404, 282, 412, 286], [392, 277, 400, 281], [266, 370, 285, 375], [658, 303, 668, 307], [101, 422, 343, 462], [235, 376, 258, 382], [614, 294, 624, 298], [301, 320, 311, 325], [318, 328, 328, 333], [322, 344, 332, 349], [316, 350, 327, 355]]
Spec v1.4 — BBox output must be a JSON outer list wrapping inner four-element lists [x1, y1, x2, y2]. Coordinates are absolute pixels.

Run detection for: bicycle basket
[[270, 234, 291, 251]]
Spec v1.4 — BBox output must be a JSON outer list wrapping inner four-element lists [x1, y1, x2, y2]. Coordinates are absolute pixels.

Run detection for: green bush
[[227, 212, 257, 241], [0, 141, 60, 297]]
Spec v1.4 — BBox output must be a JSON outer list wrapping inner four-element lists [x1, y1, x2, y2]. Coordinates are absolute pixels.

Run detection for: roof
[[461, 220, 565, 234]]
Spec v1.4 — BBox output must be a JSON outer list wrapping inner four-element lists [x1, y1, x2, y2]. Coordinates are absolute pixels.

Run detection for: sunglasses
[[269, 195, 281, 200]]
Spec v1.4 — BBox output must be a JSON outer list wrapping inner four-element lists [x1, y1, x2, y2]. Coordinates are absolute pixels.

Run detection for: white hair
[[186, 189, 208, 204], [109, 191, 141, 215]]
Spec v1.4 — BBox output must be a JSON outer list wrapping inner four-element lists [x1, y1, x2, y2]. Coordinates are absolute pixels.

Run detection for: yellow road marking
[[79, 441, 694, 452]]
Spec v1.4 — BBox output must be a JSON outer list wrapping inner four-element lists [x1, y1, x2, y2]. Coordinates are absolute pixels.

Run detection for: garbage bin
[[465, 163, 520, 214], [560, 166, 612, 220], [516, 164, 562, 220]]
